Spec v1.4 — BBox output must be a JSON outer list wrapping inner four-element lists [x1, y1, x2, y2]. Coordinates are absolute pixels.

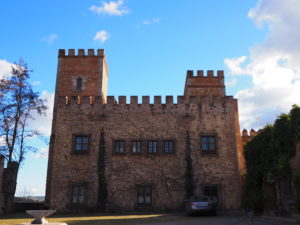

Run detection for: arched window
[[76, 77, 82, 91]]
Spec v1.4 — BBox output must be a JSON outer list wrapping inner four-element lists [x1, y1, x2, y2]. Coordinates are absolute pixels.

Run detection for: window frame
[[163, 140, 175, 154], [147, 140, 158, 154], [76, 77, 83, 92], [200, 134, 218, 154], [113, 139, 126, 154], [137, 185, 152, 206], [132, 140, 142, 154], [71, 183, 87, 206], [72, 134, 91, 154]]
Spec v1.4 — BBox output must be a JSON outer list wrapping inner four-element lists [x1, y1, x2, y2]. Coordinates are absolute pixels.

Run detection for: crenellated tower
[[56, 49, 108, 103], [184, 70, 225, 99]]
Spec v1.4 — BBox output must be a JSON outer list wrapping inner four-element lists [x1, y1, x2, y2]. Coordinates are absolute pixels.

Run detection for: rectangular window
[[72, 185, 86, 204], [148, 141, 157, 153], [203, 185, 219, 206], [114, 140, 125, 153], [201, 136, 217, 153], [164, 140, 174, 153], [74, 135, 89, 152], [137, 185, 152, 206], [132, 141, 142, 154]]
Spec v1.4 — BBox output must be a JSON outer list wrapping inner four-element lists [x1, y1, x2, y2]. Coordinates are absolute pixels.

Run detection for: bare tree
[[0, 59, 47, 212]]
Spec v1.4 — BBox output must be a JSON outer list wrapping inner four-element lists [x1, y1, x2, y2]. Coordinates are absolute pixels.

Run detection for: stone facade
[[46, 49, 245, 212]]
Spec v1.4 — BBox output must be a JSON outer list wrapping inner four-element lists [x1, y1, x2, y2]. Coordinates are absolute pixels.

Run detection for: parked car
[[184, 196, 217, 216]]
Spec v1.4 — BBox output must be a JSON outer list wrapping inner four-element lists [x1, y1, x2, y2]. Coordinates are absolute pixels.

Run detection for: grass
[[0, 213, 189, 225]]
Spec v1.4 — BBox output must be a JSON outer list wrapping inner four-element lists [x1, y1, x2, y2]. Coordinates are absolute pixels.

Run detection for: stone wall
[[0, 155, 4, 213], [46, 49, 244, 212], [47, 95, 243, 211]]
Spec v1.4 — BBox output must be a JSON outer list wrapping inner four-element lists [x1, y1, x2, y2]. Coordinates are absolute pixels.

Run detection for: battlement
[[241, 128, 257, 145], [58, 49, 105, 57], [186, 70, 224, 78], [241, 128, 257, 137], [184, 70, 226, 97], [56, 95, 237, 115]]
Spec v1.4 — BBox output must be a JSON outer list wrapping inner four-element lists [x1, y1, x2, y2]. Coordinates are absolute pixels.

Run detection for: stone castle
[[45, 49, 245, 212]]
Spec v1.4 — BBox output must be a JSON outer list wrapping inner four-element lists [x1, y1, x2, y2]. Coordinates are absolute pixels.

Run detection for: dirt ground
[[0, 212, 298, 225]]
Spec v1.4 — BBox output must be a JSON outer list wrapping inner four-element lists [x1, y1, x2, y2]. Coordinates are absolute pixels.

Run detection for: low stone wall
[[0, 155, 4, 214], [13, 202, 45, 213]]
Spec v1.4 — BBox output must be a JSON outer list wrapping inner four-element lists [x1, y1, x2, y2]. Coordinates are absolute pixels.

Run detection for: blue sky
[[1, 0, 300, 196]]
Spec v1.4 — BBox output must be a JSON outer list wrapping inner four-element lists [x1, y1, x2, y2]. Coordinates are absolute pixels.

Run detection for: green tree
[[243, 105, 300, 213]]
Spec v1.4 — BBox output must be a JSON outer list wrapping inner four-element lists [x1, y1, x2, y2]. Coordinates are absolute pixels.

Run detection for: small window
[[137, 185, 152, 206], [74, 135, 89, 152], [132, 141, 142, 154], [114, 140, 125, 153], [72, 185, 86, 204], [203, 185, 219, 206], [148, 141, 157, 153], [164, 140, 174, 153], [201, 135, 217, 153], [76, 77, 82, 91]]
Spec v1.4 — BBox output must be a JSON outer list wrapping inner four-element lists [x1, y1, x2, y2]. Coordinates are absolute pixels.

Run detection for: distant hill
[[14, 196, 45, 203]]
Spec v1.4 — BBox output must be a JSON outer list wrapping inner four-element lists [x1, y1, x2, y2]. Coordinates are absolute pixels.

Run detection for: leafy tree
[[0, 60, 47, 211], [243, 105, 300, 213]]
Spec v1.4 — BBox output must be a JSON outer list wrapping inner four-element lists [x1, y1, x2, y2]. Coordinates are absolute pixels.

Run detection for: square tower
[[56, 49, 108, 103]]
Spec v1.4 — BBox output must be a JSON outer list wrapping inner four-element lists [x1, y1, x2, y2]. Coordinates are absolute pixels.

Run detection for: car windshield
[[192, 196, 209, 201]]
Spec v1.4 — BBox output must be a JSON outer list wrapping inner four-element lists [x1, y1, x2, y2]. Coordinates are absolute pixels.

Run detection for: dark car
[[184, 196, 217, 216]]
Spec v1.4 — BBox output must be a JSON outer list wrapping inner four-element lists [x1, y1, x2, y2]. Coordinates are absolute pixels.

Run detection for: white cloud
[[225, 0, 300, 130], [41, 34, 58, 45], [31, 81, 41, 86], [137, 18, 161, 28], [0, 60, 15, 79], [29, 91, 54, 136], [89, 0, 128, 16], [93, 30, 110, 43], [225, 78, 238, 87], [224, 56, 248, 75], [31, 147, 48, 159]]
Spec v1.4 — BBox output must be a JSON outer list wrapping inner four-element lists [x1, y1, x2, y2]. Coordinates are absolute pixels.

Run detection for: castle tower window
[[73, 135, 90, 152], [200, 135, 217, 154], [132, 141, 142, 154], [137, 185, 152, 206], [114, 140, 125, 153], [148, 141, 157, 153], [72, 185, 86, 204], [164, 140, 174, 153], [76, 77, 83, 91]]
